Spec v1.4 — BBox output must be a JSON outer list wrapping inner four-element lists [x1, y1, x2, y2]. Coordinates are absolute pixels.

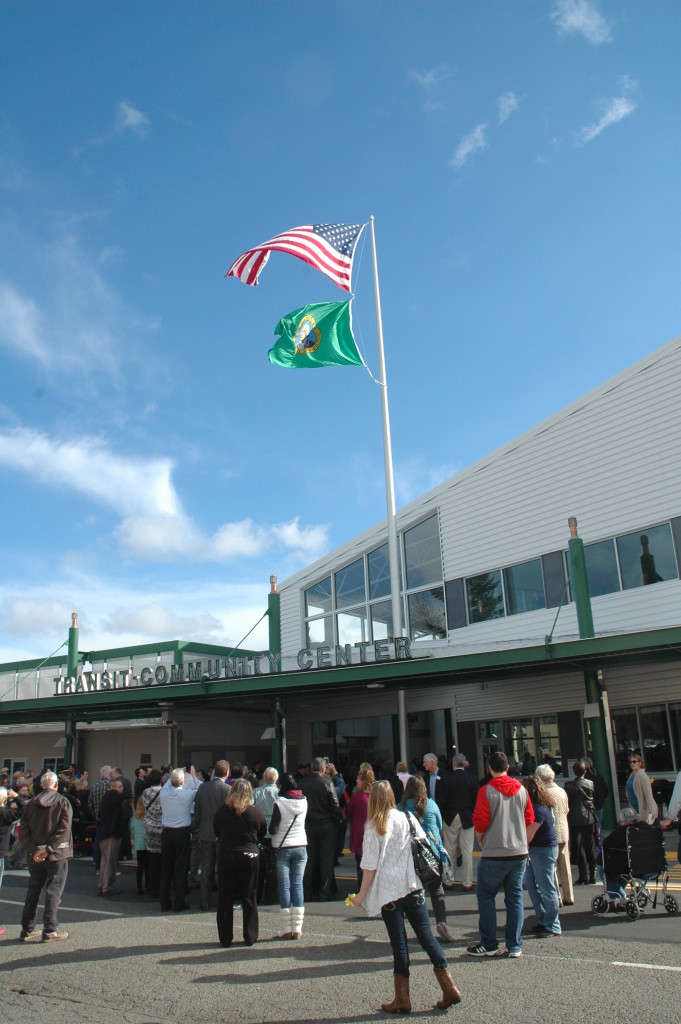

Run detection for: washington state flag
[[268, 300, 363, 369]]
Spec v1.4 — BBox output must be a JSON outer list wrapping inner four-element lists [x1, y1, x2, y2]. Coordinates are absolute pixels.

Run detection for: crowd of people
[[0, 747, 678, 1014]]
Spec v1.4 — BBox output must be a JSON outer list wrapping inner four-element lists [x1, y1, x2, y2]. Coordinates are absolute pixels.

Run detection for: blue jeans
[[276, 846, 308, 909], [525, 845, 560, 933], [476, 856, 527, 954], [381, 889, 447, 978]]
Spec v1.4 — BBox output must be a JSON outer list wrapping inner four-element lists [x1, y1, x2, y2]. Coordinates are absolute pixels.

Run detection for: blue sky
[[1, 1, 679, 663]]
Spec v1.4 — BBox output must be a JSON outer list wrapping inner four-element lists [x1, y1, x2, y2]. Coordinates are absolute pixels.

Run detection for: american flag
[[226, 223, 365, 292]]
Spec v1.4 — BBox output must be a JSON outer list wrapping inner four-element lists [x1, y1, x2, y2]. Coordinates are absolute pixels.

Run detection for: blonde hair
[[367, 780, 395, 836], [135, 797, 146, 820], [356, 767, 375, 793], [226, 778, 253, 815], [0, 786, 6, 807]]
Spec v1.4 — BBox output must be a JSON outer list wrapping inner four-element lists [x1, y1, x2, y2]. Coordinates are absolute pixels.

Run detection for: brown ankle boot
[[381, 974, 411, 1014], [433, 967, 461, 1010]]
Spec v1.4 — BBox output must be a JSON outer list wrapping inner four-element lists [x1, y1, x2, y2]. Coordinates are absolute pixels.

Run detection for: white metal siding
[[279, 336, 681, 658]]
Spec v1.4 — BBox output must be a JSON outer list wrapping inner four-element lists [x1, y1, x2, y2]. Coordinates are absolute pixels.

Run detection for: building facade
[[1, 337, 680, 794]]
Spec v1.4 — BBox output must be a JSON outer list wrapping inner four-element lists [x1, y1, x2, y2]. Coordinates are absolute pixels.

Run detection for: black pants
[[160, 826, 191, 910], [136, 850, 149, 891], [147, 851, 162, 898], [303, 823, 337, 900], [570, 825, 597, 881], [21, 859, 69, 935], [217, 850, 260, 946]]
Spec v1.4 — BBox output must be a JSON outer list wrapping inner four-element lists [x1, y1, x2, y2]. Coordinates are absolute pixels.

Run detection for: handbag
[[405, 811, 443, 888]]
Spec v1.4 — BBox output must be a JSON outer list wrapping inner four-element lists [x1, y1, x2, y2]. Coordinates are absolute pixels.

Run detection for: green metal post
[[267, 576, 284, 770], [568, 518, 616, 829], [63, 613, 80, 767]]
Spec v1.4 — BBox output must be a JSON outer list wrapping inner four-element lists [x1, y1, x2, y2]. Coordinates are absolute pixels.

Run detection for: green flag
[[269, 300, 363, 369]]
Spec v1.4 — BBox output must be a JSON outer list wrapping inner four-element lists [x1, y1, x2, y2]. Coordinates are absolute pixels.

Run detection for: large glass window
[[404, 515, 442, 590], [611, 706, 640, 786], [407, 587, 446, 641], [503, 559, 545, 615], [369, 544, 392, 599], [584, 539, 620, 597], [371, 600, 394, 640], [617, 524, 678, 591], [335, 558, 366, 609], [503, 719, 536, 775], [305, 577, 332, 616], [639, 704, 673, 772], [466, 570, 504, 623], [337, 607, 369, 645], [306, 616, 334, 649]]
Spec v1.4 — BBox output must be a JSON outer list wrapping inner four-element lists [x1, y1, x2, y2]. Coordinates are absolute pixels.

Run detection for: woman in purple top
[[346, 766, 374, 887], [523, 775, 561, 936]]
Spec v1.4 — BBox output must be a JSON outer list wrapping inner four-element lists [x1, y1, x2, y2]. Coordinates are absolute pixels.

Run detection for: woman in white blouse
[[351, 781, 461, 1014]]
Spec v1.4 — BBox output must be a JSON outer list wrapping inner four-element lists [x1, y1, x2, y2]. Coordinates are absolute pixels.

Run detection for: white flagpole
[[369, 215, 408, 765]]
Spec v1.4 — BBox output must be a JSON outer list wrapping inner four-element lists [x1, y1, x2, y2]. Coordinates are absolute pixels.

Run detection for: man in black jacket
[[299, 757, 340, 901], [98, 778, 132, 897], [20, 771, 73, 941], [441, 753, 479, 889], [192, 760, 231, 910]]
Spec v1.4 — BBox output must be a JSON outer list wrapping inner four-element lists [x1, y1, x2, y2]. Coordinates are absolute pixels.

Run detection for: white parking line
[[612, 961, 681, 972], [0, 898, 123, 917]]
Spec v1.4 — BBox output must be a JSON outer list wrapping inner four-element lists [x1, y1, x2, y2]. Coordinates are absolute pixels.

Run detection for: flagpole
[[369, 215, 408, 766]]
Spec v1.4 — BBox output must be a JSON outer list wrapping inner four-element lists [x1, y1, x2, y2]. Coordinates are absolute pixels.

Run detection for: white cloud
[[0, 232, 140, 376], [0, 577, 273, 661], [0, 426, 329, 565], [0, 428, 180, 516], [409, 67, 452, 111], [577, 77, 638, 144], [497, 92, 519, 126], [396, 459, 460, 506], [115, 101, 150, 137], [117, 513, 328, 563], [0, 282, 52, 365], [551, 0, 612, 45], [103, 603, 222, 638], [451, 123, 487, 169]]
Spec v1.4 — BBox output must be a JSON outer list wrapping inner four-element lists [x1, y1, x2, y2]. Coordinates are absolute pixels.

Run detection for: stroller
[[592, 824, 678, 920]]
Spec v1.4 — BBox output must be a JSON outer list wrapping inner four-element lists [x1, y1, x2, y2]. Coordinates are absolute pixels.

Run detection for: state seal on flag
[[294, 315, 321, 354]]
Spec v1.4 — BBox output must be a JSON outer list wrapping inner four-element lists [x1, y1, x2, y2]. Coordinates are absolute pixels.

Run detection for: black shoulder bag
[[405, 811, 443, 888]]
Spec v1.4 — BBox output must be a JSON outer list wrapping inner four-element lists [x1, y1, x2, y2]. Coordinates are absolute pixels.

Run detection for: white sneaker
[[436, 921, 455, 943]]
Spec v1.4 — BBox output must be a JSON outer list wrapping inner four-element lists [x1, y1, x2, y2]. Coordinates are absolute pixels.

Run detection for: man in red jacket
[[467, 751, 536, 959], [19, 771, 73, 942]]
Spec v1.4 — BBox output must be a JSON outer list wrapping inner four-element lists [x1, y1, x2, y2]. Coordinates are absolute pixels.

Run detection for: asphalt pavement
[[2, 851, 680, 1024]]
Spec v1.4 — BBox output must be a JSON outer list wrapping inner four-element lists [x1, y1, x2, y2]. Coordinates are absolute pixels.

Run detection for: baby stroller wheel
[[663, 895, 678, 915], [592, 895, 609, 915], [625, 900, 640, 921]]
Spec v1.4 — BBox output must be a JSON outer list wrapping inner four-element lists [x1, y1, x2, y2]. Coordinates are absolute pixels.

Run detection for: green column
[[568, 519, 616, 829], [267, 577, 284, 770], [64, 613, 79, 766]]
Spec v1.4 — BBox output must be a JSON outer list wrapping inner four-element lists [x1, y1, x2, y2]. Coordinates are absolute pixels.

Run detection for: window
[[368, 544, 392, 599], [337, 607, 369, 645], [639, 704, 673, 772], [335, 558, 365, 609], [503, 559, 545, 615], [466, 570, 504, 623], [404, 516, 441, 589], [617, 523, 678, 590], [584, 538, 620, 597], [306, 616, 334, 649], [305, 577, 332, 616], [371, 600, 394, 640], [303, 514, 444, 648], [407, 587, 446, 641]]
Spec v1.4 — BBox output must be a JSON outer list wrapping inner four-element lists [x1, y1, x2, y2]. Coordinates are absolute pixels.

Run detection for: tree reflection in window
[[466, 571, 504, 623]]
